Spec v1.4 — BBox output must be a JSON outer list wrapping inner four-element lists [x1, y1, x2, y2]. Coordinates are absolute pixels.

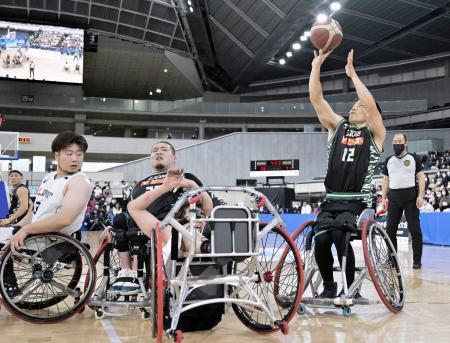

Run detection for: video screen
[[0, 20, 83, 84]]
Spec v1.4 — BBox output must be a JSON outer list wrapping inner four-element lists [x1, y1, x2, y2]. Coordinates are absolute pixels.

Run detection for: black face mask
[[393, 144, 405, 156]]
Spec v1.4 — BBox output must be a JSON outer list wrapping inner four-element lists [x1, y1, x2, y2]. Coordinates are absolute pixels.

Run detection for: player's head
[[348, 99, 382, 126], [51, 131, 88, 175], [8, 170, 23, 187], [177, 202, 205, 232], [150, 141, 176, 171]]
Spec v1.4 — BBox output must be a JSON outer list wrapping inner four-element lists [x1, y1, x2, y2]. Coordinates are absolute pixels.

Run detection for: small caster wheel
[[342, 306, 351, 317], [140, 309, 151, 320], [95, 310, 105, 319], [297, 303, 307, 316], [279, 321, 289, 335], [173, 330, 183, 342]]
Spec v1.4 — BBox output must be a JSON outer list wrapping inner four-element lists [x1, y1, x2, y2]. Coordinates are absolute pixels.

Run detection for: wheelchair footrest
[[88, 299, 151, 308]]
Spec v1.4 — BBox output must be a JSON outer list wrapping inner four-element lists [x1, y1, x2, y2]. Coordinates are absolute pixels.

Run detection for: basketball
[[310, 17, 343, 51]]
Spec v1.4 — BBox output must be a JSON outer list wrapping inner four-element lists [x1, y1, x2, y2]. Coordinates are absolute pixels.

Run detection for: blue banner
[[0, 181, 9, 218], [260, 212, 450, 246]]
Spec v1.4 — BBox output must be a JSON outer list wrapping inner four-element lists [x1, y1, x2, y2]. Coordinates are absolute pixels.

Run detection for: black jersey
[[8, 184, 29, 223], [324, 119, 382, 206], [131, 171, 203, 220]]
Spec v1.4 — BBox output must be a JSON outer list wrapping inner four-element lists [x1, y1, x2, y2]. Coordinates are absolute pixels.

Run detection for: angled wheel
[[0, 233, 96, 323], [362, 220, 405, 313], [232, 226, 303, 333], [87, 241, 123, 307]]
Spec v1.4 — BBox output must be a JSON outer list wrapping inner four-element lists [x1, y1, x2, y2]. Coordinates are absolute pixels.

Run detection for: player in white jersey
[[9, 131, 92, 254]]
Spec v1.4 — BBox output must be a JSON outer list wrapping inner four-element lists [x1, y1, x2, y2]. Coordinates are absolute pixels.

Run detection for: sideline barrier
[[260, 212, 450, 246]]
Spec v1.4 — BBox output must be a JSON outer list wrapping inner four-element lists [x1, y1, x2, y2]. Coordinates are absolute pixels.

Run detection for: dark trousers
[[315, 230, 355, 287], [386, 199, 423, 263]]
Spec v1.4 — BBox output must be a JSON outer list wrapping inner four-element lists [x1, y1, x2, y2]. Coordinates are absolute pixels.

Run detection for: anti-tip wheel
[[297, 303, 307, 316], [94, 310, 105, 320], [342, 306, 351, 317], [174, 330, 183, 342]]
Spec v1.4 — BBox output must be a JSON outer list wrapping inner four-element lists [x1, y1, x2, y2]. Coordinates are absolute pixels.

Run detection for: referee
[[381, 133, 425, 269]]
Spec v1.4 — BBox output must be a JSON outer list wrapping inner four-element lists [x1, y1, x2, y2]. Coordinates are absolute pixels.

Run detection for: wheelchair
[[88, 224, 152, 320], [288, 208, 405, 317], [151, 186, 304, 342], [0, 232, 96, 323]]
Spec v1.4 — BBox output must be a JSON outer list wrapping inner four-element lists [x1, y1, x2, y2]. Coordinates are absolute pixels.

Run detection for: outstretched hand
[[163, 169, 197, 190], [345, 49, 356, 78], [312, 49, 333, 68]]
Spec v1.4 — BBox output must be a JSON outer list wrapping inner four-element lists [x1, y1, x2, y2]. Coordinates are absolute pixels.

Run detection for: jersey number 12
[[342, 147, 355, 162]]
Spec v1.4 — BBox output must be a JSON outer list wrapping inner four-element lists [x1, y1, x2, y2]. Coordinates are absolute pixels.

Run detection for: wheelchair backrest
[[208, 206, 257, 257], [356, 208, 375, 230]]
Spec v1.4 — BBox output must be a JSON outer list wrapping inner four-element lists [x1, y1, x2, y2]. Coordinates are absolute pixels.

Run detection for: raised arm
[[345, 49, 386, 150], [309, 49, 343, 134]]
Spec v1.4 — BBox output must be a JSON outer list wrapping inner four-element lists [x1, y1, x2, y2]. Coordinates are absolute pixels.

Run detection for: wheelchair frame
[[291, 209, 405, 317], [152, 186, 304, 342]]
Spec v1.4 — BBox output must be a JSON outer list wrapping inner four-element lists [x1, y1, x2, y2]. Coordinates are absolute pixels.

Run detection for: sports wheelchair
[[287, 209, 405, 317], [88, 223, 152, 320], [151, 186, 304, 342], [0, 232, 96, 323]]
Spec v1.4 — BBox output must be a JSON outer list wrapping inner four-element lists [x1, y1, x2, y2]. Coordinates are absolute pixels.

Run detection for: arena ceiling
[[0, 0, 449, 99]]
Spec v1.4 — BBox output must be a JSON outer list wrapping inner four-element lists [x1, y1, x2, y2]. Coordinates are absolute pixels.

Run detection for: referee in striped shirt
[[381, 133, 425, 269]]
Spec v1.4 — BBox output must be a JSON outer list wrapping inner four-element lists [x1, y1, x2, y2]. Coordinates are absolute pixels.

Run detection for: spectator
[[301, 201, 312, 214]]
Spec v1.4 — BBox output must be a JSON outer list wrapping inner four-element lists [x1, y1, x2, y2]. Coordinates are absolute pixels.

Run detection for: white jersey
[[32, 171, 90, 235]]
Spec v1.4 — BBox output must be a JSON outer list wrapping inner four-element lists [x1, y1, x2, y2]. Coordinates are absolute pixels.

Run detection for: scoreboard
[[250, 159, 299, 177]]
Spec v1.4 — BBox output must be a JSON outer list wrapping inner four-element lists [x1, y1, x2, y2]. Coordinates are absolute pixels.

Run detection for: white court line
[[101, 319, 122, 343]]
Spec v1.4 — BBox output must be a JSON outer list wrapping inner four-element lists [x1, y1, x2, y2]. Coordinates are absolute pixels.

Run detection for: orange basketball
[[310, 18, 343, 52]]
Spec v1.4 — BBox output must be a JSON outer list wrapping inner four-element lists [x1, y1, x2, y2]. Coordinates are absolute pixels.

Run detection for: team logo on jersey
[[404, 160, 410, 167], [341, 129, 364, 146], [37, 188, 53, 199]]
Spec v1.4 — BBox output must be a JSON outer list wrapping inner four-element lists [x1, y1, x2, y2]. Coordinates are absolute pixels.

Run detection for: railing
[[0, 92, 427, 116]]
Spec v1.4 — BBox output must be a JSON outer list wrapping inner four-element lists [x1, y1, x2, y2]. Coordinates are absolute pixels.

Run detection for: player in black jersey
[[102, 141, 213, 295], [309, 49, 386, 298], [0, 170, 29, 226]]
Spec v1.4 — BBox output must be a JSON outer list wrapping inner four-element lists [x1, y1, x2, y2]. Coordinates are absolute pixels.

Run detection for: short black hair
[[152, 141, 175, 155], [9, 170, 23, 176], [51, 131, 88, 153], [393, 132, 408, 142]]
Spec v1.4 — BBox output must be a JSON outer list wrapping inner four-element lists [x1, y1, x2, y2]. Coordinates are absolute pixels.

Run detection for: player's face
[[8, 172, 23, 187], [181, 207, 205, 231], [54, 143, 85, 175], [150, 143, 175, 171], [348, 100, 368, 126], [392, 135, 406, 145]]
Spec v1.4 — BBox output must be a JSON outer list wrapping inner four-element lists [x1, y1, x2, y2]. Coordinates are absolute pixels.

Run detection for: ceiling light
[[156, 88, 162, 93], [164, 68, 168, 72], [279, 58, 286, 65], [304, 31, 311, 37], [316, 13, 328, 23], [149, 91, 153, 95], [300, 35, 307, 41], [189, 6, 193, 12], [330, 2, 341, 11], [187, 0, 192, 5], [286, 51, 293, 58], [292, 42, 301, 50]]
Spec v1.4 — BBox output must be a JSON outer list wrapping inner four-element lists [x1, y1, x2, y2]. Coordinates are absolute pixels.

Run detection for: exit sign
[[19, 137, 32, 143]]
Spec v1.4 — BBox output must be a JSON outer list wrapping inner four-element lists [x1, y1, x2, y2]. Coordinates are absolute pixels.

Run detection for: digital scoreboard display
[[250, 159, 299, 177]]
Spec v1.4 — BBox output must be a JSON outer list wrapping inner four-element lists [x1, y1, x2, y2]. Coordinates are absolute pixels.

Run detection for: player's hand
[[10, 227, 29, 255], [382, 197, 388, 211], [312, 49, 333, 67], [345, 49, 356, 78], [0, 218, 12, 226], [416, 196, 424, 209], [99, 227, 112, 244], [163, 169, 184, 190]]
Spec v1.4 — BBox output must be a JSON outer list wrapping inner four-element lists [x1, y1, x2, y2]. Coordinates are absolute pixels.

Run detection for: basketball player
[[0, 170, 29, 226], [309, 49, 386, 298], [8, 132, 92, 254], [103, 141, 213, 294]]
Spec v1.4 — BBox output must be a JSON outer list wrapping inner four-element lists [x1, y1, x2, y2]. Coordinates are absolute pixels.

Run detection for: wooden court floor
[[2, 232, 450, 343]]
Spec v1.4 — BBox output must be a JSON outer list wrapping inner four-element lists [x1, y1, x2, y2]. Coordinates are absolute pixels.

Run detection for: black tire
[[362, 220, 405, 313], [232, 226, 303, 333], [0, 233, 96, 323]]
